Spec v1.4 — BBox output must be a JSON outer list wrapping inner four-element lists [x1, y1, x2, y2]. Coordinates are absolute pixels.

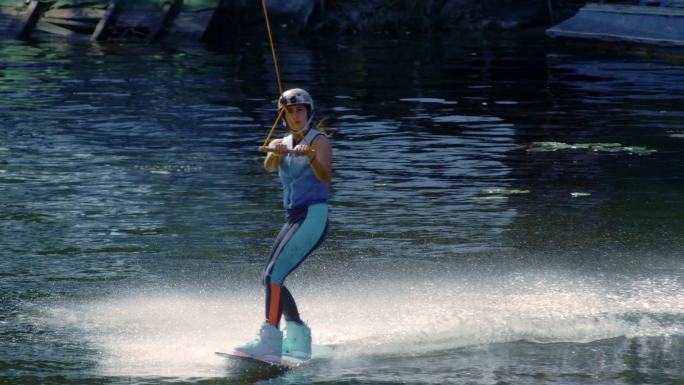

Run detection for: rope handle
[[258, 146, 316, 156]]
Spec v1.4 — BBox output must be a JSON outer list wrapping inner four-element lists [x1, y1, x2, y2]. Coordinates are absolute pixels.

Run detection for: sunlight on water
[[48, 294, 241, 377], [45, 270, 683, 379]]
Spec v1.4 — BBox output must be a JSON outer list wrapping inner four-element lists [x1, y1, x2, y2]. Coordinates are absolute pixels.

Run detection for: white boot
[[233, 323, 282, 362], [282, 321, 311, 359]]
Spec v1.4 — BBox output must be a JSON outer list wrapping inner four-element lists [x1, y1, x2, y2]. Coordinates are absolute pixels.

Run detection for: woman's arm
[[293, 136, 332, 184], [264, 139, 285, 172]]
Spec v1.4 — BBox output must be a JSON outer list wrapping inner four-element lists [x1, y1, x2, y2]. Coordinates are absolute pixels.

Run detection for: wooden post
[[16, 0, 46, 40], [91, 0, 119, 41], [147, 0, 183, 42]]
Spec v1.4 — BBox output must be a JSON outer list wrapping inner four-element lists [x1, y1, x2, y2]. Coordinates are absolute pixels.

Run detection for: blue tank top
[[279, 129, 330, 209]]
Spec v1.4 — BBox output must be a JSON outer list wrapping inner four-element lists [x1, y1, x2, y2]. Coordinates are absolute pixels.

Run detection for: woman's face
[[284, 104, 309, 132]]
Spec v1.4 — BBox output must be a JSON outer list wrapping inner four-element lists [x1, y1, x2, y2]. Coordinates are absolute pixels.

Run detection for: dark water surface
[[1, 31, 683, 385]]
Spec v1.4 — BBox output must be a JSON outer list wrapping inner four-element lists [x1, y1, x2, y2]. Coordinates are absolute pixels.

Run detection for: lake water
[[1, 31, 683, 385]]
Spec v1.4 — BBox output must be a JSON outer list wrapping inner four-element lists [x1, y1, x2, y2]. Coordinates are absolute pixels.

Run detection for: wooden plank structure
[[1, 0, 323, 43], [37, 6, 106, 37], [2, 0, 203, 41], [99, 0, 212, 41], [547, 1, 684, 46]]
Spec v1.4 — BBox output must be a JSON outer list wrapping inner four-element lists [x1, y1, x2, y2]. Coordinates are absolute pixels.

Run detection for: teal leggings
[[261, 203, 329, 327]]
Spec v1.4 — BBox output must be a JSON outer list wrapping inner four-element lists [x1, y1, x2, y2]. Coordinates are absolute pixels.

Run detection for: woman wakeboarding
[[233, 88, 332, 362]]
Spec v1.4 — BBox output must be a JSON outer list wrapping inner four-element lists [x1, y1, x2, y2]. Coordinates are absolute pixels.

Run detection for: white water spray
[[45, 268, 683, 379]]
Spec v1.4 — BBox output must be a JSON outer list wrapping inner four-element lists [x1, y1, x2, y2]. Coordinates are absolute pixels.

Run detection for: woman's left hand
[[292, 144, 314, 157]]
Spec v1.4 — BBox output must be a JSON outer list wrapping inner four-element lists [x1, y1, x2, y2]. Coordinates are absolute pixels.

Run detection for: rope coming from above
[[260, 0, 283, 96]]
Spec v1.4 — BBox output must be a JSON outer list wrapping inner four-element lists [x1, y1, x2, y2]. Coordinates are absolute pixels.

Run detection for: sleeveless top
[[279, 128, 330, 209]]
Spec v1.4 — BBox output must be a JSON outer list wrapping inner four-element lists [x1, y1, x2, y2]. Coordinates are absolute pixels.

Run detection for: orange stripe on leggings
[[267, 283, 281, 326]]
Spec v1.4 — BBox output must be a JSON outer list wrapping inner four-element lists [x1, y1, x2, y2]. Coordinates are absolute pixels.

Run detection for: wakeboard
[[215, 344, 334, 368]]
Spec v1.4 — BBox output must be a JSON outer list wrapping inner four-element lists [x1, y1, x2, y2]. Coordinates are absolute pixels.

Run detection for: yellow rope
[[260, 0, 283, 95], [258, 0, 312, 153], [259, 0, 286, 151], [261, 107, 284, 149]]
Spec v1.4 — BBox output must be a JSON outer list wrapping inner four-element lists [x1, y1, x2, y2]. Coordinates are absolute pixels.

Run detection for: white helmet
[[279, 88, 314, 112], [278, 88, 314, 130]]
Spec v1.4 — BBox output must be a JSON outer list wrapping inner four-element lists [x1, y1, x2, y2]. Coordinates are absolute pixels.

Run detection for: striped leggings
[[261, 203, 329, 327]]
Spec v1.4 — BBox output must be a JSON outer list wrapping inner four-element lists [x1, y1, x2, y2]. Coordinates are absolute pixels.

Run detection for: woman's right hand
[[264, 139, 285, 172]]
